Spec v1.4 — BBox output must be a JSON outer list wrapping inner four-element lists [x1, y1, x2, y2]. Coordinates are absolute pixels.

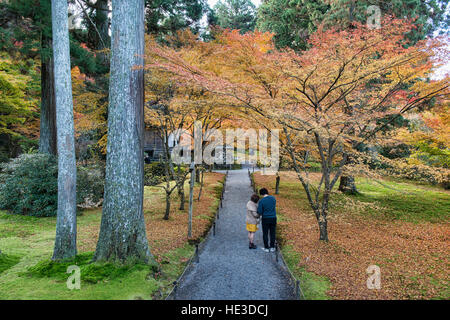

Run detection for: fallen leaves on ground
[[254, 171, 449, 300]]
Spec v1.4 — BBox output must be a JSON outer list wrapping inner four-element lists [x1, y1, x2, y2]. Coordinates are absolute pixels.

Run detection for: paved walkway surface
[[173, 166, 295, 300]]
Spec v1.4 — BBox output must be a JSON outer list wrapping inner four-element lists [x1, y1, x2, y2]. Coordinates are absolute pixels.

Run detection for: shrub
[[144, 162, 166, 176], [379, 162, 450, 189], [144, 174, 163, 186], [0, 153, 58, 217], [144, 162, 166, 186], [0, 154, 106, 217]]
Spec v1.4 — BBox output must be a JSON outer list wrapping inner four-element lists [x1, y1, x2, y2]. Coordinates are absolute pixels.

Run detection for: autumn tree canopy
[[146, 18, 449, 240]]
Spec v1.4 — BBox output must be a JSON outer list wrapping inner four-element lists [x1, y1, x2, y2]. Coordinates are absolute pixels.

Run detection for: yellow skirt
[[246, 223, 258, 232]]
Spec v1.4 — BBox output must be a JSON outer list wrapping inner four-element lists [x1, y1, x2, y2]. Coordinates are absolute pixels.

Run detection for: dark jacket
[[257, 195, 276, 219]]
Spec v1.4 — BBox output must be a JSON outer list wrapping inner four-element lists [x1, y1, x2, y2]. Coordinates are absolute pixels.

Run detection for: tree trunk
[[39, 35, 57, 155], [175, 165, 185, 210], [94, 0, 152, 264], [51, 0, 77, 260], [338, 175, 358, 194], [163, 193, 171, 220], [178, 184, 185, 210], [275, 174, 280, 194], [318, 219, 328, 242], [195, 165, 200, 183], [339, 152, 359, 194], [188, 165, 195, 238]]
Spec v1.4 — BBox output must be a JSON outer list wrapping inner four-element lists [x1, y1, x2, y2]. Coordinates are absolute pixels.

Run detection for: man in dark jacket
[[257, 188, 277, 252]]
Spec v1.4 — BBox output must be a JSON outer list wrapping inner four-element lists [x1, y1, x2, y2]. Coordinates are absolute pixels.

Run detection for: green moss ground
[[0, 210, 194, 300]]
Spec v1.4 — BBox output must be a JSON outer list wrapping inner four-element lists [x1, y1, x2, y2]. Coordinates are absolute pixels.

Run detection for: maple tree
[[144, 64, 191, 219], [145, 31, 237, 215], [147, 18, 449, 241], [397, 99, 450, 168], [145, 32, 239, 212]]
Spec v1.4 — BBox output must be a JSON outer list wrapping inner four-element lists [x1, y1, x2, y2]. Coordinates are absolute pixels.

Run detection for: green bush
[[144, 174, 163, 186], [0, 153, 58, 217], [0, 153, 105, 217], [144, 162, 166, 176], [144, 162, 166, 186], [143, 162, 188, 186]]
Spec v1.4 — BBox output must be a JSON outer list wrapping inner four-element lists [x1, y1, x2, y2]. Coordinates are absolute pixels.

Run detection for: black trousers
[[261, 218, 277, 249]]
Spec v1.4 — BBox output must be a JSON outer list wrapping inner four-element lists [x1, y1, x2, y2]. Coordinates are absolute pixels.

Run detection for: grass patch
[[281, 245, 331, 300], [332, 178, 450, 223], [0, 212, 55, 238], [195, 214, 214, 221], [159, 243, 195, 280], [213, 181, 224, 199], [0, 253, 21, 274]]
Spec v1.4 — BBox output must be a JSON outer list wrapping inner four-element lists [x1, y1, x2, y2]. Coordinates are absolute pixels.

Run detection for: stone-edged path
[[173, 167, 295, 300]]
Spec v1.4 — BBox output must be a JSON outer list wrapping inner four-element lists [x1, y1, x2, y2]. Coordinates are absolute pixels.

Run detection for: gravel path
[[173, 167, 295, 300]]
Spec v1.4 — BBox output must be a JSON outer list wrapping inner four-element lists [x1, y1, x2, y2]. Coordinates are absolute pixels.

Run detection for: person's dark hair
[[259, 188, 269, 196], [251, 194, 259, 203]]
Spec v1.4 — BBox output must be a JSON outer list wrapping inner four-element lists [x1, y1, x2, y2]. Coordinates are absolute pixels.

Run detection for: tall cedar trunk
[[338, 175, 358, 194], [93, 0, 152, 264], [39, 35, 57, 155], [51, 0, 77, 260]]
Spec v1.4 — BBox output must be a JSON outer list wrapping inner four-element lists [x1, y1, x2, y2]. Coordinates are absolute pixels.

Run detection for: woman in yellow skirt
[[246, 194, 260, 249]]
